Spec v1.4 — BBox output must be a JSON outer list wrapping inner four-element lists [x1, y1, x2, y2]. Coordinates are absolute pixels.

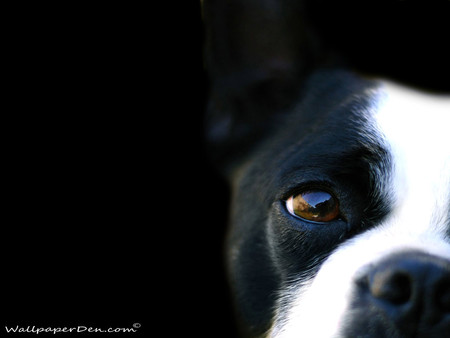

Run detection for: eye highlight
[[286, 190, 340, 223]]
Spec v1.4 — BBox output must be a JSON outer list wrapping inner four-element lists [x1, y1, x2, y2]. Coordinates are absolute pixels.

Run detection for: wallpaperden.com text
[[5, 323, 141, 334]]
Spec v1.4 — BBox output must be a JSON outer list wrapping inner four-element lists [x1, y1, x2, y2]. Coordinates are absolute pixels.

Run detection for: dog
[[203, 1, 450, 336]]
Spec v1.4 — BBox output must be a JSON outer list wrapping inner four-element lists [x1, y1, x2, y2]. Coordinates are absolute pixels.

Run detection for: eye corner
[[285, 195, 295, 215]]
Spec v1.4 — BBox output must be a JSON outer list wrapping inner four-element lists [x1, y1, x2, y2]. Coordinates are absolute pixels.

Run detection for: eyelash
[[281, 181, 335, 201]]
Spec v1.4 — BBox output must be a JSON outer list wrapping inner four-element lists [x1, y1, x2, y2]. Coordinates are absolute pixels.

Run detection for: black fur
[[223, 70, 393, 335]]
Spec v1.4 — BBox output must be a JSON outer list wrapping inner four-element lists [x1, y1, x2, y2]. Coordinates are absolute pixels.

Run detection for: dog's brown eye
[[286, 190, 339, 223]]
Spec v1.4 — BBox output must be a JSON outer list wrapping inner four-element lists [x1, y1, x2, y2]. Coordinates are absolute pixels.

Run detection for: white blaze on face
[[376, 83, 450, 236], [269, 82, 450, 338]]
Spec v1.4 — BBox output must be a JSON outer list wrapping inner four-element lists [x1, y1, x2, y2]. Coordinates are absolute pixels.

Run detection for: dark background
[[2, 2, 234, 337], [2, 1, 449, 337], [3, 2, 151, 336]]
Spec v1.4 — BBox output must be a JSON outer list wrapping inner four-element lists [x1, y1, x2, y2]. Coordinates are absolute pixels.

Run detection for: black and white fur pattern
[[203, 1, 450, 337], [268, 78, 450, 337]]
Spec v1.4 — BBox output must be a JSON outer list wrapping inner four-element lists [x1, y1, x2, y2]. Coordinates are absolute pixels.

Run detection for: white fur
[[269, 82, 450, 338]]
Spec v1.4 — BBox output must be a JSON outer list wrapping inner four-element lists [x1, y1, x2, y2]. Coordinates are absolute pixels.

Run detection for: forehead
[[375, 82, 450, 167]]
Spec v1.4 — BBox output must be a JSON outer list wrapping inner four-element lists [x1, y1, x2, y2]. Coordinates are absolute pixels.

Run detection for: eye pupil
[[287, 190, 339, 223]]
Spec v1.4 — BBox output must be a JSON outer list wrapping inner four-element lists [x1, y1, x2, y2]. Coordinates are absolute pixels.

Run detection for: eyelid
[[279, 178, 336, 201]]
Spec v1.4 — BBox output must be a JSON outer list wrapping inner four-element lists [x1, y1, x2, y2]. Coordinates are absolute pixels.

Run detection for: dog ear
[[202, 0, 321, 175]]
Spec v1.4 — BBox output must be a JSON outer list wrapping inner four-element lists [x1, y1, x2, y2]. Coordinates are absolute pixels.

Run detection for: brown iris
[[286, 190, 340, 222]]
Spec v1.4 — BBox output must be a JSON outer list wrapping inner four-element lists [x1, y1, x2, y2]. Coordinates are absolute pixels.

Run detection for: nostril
[[370, 270, 412, 305], [436, 278, 450, 313]]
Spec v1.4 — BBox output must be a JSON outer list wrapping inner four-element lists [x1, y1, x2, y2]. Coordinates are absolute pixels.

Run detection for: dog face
[[220, 71, 450, 337], [263, 73, 450, 337], [203, 1, 450, 337]]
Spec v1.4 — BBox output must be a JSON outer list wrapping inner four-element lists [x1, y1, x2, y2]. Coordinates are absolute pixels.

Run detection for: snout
[[348, 251, 450, 337]]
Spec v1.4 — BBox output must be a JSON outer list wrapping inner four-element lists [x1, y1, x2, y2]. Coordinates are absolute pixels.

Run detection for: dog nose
[[360, 251, 450, 334]]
